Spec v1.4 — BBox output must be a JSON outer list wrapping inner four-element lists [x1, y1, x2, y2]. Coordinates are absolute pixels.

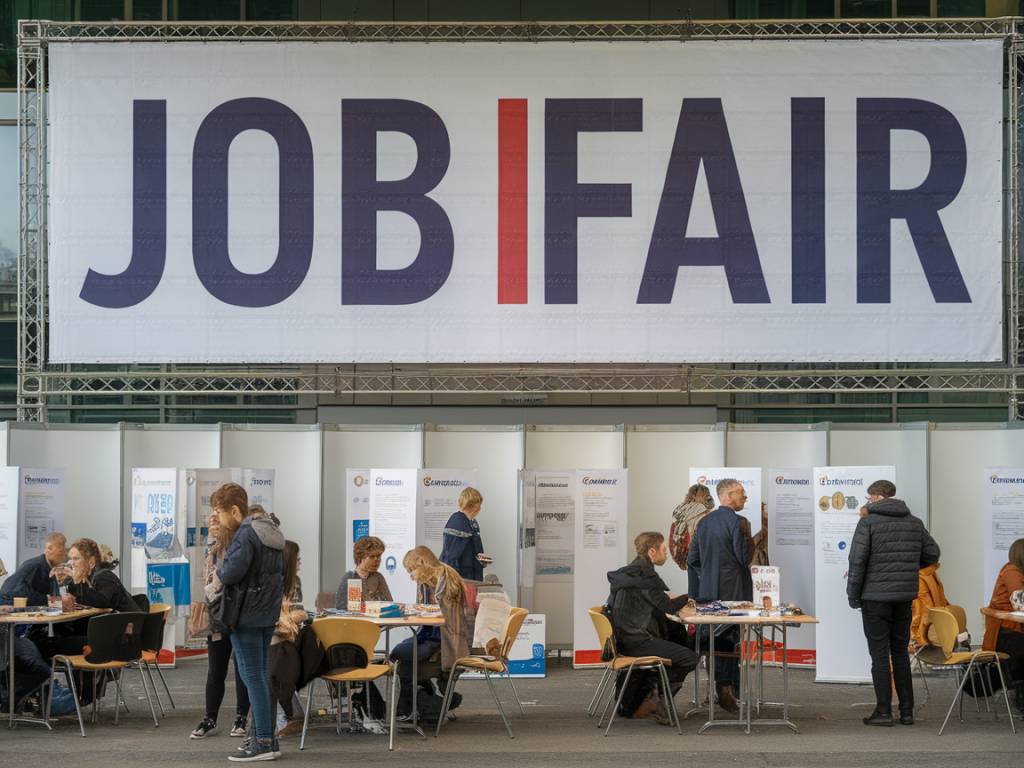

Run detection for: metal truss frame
[[16, 18, 1024, 420]]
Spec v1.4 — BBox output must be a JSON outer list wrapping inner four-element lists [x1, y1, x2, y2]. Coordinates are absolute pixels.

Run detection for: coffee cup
[[12, 596, 27, 608], [61, 594, 76, 612]]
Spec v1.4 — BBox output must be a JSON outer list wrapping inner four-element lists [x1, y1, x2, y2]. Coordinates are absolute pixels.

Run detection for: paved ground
[[1, 656, 1020, 766]]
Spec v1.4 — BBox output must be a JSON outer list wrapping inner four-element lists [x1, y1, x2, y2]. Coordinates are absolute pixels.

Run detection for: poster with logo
[[751, 565, 781, 608], [416, 469, 478, 558], [765, 469, 816, 665], [813, 465, 895, 683], [18, 468, 66, 564], [0, 468, 21, 589], [345, 469, 370, 573], [242, 469, 275, 515], [131, 467, 180, 590], [983, 468, 1024, 610], [183, 468, 234, 622], [573, 469, 628, 667], [688, 467, 762, 533], [534, 472, 575, 578], [369, 468, 419, 604]]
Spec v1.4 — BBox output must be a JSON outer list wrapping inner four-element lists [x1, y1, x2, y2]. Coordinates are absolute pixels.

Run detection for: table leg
[[410, 627, 424, 738], [684, 625, 704, 719], [7, 624, 14, 729], [698, 624, 717, 734]]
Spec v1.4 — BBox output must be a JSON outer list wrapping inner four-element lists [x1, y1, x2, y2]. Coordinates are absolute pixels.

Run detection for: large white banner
[[19, 469, 66, 564], [368, 468, 419, 604], [688, 467, 762, 533], [48, 41, 1002, 364], [982, 468, 1024, 610], [766, 469, 816, 665], [573, 469, 629, 667], [814, 465, 895, 683]]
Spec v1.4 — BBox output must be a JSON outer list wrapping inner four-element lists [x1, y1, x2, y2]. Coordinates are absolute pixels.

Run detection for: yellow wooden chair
[[436, 607, 529, 738], [298, 617, 398, 751], [586, 607, 681, 736], [917, 607, 1015, 734]]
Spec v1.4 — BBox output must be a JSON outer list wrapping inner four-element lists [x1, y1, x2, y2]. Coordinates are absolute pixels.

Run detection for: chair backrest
[[588, 607, 616, 659], [927, 607, 959, 660], [946, 604, 968, 634], [140, 604, 170, 653], [311, 617, 380, 673], [84, 611, 147, 664], [497, 607, 529, 662]]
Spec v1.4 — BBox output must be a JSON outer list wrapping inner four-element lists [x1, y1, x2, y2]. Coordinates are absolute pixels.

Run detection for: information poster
[[688, 467, 762, 533], [345, 469, 370, 573], [766, 469, 816, 665], [508, 614, 547, 677], [983, 468, 1024, 610], [416, 469, 478, 557], [535, 473, 574, 578], [242, 469, 275, 515], [520, 470, 537, 593], [573, 469, 628, 667], [18, 468, 66, 564], [185, 469, 234, 617], [369, 468, 419, 604], [0, 468, 20, 587], [814, 465, 895, 683], [131, 467, 180, 590]]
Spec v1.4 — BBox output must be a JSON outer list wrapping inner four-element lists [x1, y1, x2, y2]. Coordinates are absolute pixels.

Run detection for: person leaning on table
[[0, 531, 66, 606], [336, 535, 392, 608], [846, 480, 939, 728]]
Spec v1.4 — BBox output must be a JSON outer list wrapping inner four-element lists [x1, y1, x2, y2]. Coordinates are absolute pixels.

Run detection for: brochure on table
[[765, 468, 816, 666], [0, 467, 66, 585], [688, 467, 763, 533], [813, 465, 895, 683], [572, 468, 629, 667], [983, 468, 1024, 611]]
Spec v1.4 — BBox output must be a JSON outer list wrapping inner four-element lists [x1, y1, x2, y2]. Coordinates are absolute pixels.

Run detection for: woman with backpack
[[190, 501, 252, 741], [213, 484, 285, 762]]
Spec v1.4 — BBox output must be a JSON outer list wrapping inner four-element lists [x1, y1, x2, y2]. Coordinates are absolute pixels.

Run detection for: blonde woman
[[55, 538, 139, 613], [441, 487, 488, 581], [390, 546, 471, 717]]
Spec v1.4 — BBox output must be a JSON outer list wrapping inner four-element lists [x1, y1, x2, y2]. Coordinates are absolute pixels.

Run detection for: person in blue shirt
[[440, 487, 489, 581]]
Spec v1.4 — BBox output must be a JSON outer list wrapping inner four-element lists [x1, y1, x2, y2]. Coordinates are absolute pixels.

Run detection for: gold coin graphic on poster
[[831, 491, 845, 510], [818, 496, 830, 511]]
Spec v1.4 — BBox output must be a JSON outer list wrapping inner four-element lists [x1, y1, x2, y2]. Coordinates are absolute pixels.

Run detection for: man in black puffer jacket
[[847, 480, 939, 728]]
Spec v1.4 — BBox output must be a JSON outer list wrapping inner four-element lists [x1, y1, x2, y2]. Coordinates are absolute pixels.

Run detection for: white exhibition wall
[[3, 419, 1022, 648], [526, 426, 624, 647]]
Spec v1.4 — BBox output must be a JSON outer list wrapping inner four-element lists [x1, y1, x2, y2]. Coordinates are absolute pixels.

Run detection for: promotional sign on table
[[813, 465, 895, 683], [416, 469, 478, 557], [48, 41, 1002, 365], [572, 469, 628, 667], [688, 467, 762, 533], [982, 468, 1024, 610], [765, 468, 817, 665], [18, 468, 66, 564], [345, 469, 370, 573], [368, 469, 419, 604]]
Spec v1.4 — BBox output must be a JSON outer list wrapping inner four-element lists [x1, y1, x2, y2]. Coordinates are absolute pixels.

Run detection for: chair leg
[[658, 664, 682, 735], [913, 652, 930, 709], [153, 662, 175, 709], [137, 661, 159, 728], [504, 668, 525, 716], [388, 664, 398, 752], [484, 670, 514, 738], [113, 669, 125, 726], [587, 667, 611, 716], [144, 663, 166, 717], [299, 678, 316, 751], [54, 657, 86, 738], [435, 666, 459, 737], [940, 660, 975, 735], [993, 659, 1017, 734], [597, 668, 620, 729], [603, 665, 634, 736]]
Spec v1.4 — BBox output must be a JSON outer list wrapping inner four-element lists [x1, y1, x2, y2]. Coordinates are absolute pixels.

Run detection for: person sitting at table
[[983, 537, 1024, 714], [0, 532, 66, 606], [0, 632, 77, 716], [392, 546, 470, 718], [606, 531, 696, 724], [336, 536, 392, 608], [441, 487, 488, 582], [687, 478, 752, 714], [56, 538, 141, 614], [270, 540, 309, 739]]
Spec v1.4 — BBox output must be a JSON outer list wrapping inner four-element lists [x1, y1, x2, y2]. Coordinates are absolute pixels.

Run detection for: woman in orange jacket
[[983, 538, 1024, 711], [911, 562, 949, 649]]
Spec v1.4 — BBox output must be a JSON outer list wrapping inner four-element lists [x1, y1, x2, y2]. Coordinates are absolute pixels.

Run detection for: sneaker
[[191, 717, 219, 739], [230, 716, 247, 737], [227, 743, 277, 762]]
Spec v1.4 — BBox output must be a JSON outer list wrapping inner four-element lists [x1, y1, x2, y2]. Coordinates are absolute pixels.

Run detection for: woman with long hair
[[984, 537, 1024, 713], [668, 483, 714, 570], [57, 537, 139, 613], [190, 490, 252, 741], [390, 546, 470, 717], [270, 540, 307, 738]]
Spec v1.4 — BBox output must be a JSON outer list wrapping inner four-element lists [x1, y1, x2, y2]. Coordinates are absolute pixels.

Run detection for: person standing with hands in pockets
[[441, 487, 490, 581]]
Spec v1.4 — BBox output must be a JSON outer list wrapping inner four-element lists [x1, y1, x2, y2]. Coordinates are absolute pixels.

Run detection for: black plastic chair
[[137, 604, 175, 715], [47, 611, 158, 736]]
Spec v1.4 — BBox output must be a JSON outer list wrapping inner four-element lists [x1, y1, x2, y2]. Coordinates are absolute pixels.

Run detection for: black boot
[[862, 709, 894, 726], [898, 711, 914, 725]]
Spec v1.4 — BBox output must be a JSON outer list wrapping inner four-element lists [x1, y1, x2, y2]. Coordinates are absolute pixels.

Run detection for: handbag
[[187, 601, 210, 638], [209, 536, 266, 633]]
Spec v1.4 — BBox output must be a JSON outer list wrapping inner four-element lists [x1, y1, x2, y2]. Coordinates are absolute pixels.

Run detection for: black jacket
[[218, 514, 285, 630], [0, 554, 58, 606], [67, 568, 140, 613], [607, 556, 688, 648], [687, 506, 752, 603], [846, 498, 940, 605]]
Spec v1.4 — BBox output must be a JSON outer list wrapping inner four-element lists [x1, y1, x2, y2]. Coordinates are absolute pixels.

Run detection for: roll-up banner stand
[[369, 469, 419, 604], [573, 469, 629, 667], [765, 469, 816, 666], [18, 468, 66, 564], [983, 468, 1024, 611], [345, 468, 370, 574], [814, 465, 895, 683], [243, 468, 276, 515], [518, 469, 537, 611], [688, 467, 763, 533], [416, 469, 479, 559]]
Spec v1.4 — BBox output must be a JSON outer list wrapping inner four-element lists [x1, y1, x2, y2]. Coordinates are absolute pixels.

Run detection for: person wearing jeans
[[847, 480, 940, 727], [214, 484, 284, 762]]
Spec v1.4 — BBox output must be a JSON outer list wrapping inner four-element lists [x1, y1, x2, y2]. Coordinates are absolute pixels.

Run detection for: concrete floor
[[0, 656, 1020, 767]]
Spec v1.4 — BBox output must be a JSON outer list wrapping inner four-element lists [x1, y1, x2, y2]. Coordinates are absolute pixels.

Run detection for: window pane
[[246, 0, 296, 19], [133, 0, 166, 20], [840, 0, 892, 16], [896, 0, 929, 14], [79, 0, 126, 20], [936, 0, 984, 14], [176, 0, 242, 20]]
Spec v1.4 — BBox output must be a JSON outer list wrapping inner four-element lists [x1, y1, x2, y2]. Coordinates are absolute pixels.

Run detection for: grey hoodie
[[217, 514, 286, 629]]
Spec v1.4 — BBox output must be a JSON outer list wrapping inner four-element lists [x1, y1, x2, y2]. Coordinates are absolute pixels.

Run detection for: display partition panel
[[424, 426, 524, 598], [931, 423, 1024, 640], [221, 426, 322, 596], [320, 425, 423, 600], [8, 423, 120, 561], [525, 426, 624, 648], [625, 425, 725, 597]]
